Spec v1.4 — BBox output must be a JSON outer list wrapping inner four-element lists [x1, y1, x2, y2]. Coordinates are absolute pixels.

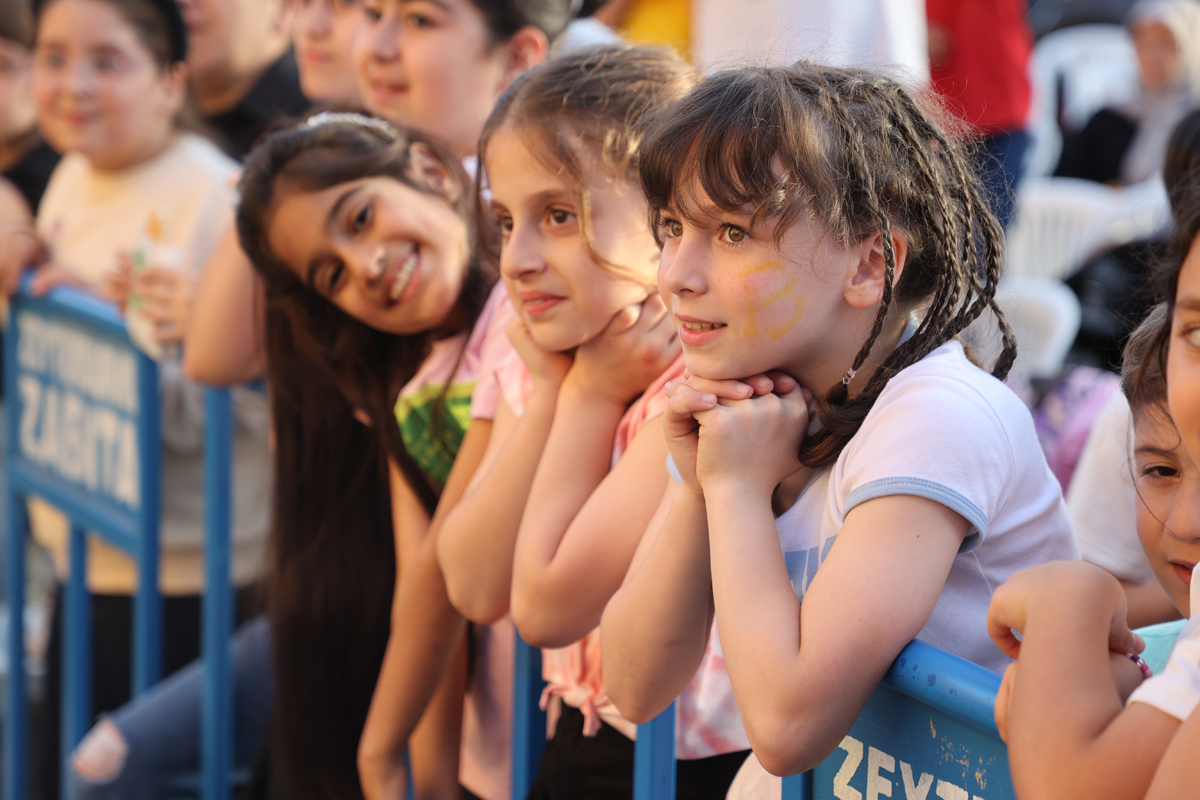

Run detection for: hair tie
[[304, 112, 398, 140], [842, 368, 857, 386]]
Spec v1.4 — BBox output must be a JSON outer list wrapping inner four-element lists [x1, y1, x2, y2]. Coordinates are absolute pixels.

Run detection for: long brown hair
[[640, 63, 1018, 468], [237, 116, 491, 799]]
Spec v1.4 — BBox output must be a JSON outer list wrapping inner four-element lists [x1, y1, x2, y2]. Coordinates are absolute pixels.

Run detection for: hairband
[[303, 111, 398, 141]]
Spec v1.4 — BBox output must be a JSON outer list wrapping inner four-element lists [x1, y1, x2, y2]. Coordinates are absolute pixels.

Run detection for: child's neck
[[788, 306, 910, 401], [87, 129, 179, 174]]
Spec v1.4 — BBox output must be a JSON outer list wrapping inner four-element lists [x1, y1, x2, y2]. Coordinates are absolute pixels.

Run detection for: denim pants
[[69, 616, 272, 799]]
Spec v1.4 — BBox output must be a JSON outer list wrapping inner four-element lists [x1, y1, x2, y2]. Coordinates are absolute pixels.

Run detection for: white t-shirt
[[1128, 571, 1200, 723], [31, 134, 270, 594], [691, 0, 928, 82], [1067, 392, 1152, 582], [728, 340, 1079, 799]]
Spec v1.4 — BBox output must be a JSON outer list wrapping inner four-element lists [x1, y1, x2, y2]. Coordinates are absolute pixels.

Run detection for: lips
[[519, 291, 566, 316], [1171, 561, 1195, 587], [367, 77, 408, 103], [675, 313, 727, 346], [299, 48, 334, 65], [382, 246, 420, 308]]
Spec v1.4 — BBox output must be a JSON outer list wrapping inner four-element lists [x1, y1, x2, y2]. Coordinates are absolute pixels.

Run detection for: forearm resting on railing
[[602, 484, 714, 723], [438, 393, 557, 625]]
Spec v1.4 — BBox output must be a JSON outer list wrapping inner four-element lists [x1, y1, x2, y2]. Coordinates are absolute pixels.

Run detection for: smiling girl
[[598, 63, 1079, 796]]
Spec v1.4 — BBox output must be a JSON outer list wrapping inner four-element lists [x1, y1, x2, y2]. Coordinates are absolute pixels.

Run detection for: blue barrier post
[[4, 319, 28, 800], [633, 702, 676, 800], [3, 285, 163, 800], [780, 772, 812, 799], [132, 352, 162, 695], [511, 634, 547, 799], [201, 388, 234, 800], [61, 523, 91, 791]]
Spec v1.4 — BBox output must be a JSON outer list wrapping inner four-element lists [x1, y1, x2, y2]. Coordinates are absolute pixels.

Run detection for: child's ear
[[844, 231, 908, 309], [406, 142, 460, 203], [498, 25, 549, 92]]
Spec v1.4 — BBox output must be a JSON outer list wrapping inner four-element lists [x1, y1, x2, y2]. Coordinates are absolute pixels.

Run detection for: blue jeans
[[69, 616, 273, 799], [978, 129, 1033, 232]]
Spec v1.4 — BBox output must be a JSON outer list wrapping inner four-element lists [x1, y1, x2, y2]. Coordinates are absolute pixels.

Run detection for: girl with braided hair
[[598, 62, 1079, 796]]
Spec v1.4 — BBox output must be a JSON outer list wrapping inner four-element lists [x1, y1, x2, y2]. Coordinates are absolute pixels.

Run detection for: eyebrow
[[1175, 295, 1200, 314], [400, 0, 453, 11], [1135, 445, 1179, 458]]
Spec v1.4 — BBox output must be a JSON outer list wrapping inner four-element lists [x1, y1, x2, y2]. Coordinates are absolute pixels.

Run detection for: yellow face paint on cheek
[[737, 261, 806, 341]]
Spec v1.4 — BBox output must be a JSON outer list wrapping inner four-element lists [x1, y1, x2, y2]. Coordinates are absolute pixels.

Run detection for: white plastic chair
[[995, 275, 1083, 382], [1006, 177, 1125, 280], [1026, 23, 1139, 177]]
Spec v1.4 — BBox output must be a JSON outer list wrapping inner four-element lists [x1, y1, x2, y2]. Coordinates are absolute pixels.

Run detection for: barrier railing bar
[[6, 467, 138, 553], [3, 499, 28, 800], [878, 640, 1002, 736], [132, 351, 162, 695], [633, 702, 676, 800], [3, 308, 26, 800], [510, 635, 547, 800], [780, 771, 812, 799], [61, 524, 91, 799], [201, 387, 234, 800]]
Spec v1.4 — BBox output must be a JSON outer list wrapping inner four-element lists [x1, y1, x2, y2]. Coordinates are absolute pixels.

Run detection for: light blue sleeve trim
[[844, 477, 987, 553], [666, 453, 682, 485]]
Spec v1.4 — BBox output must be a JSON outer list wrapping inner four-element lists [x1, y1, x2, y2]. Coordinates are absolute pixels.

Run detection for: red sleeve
[[926, 0, 956, 27]]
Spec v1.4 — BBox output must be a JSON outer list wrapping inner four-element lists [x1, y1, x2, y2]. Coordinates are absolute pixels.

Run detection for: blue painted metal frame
[[615, 640, 1009, 800], [511, 634, 548, 799], [202, 388, 234, 800], [3, 283, 164, 800]]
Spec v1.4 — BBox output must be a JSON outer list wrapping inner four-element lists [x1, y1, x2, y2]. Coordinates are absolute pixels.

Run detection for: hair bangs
[[640, 69, 834, 245]]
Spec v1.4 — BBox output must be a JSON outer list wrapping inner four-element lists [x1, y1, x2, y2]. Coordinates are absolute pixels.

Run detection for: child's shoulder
[[846, 340, 1041, 476], [875, 339, 1030, 428], [166, 134, 241, 186]]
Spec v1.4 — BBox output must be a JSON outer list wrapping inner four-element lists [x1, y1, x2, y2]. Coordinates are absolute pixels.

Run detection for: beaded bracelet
[[1127, 652, 1153, 679]]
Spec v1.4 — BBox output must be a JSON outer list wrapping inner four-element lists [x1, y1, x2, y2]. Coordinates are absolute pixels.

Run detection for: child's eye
[[1141, 464, 1180, 480], [405, 12, 434, 28], [496, 214, 513, 235], [363, 4, 381, 22], [548, 208, 575, 227], [721, 225, 748, 244], [350, 203, 372, 234], [322, 259, 346, 295], [660, 219, 683, 239], [37, 51, 66, 69], [95, 55, 121, 72], [1186, 325, 1200, 348]]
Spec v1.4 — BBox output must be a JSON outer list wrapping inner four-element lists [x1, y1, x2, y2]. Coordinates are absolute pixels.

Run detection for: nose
[[364, 13, 399, 61], [499, 220, 546, 282], [658, 232, 708, 299], [342, 243, 389, 292], [1166, 474, 1200, 543], [301, 0, 333, 39], [66, 60, 96, 100]]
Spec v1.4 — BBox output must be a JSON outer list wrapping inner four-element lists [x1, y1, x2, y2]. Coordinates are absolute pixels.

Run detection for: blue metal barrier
[[511, 635, 547, 799], [603, 640, 1010, 800], [2, 283, 238, 800]]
